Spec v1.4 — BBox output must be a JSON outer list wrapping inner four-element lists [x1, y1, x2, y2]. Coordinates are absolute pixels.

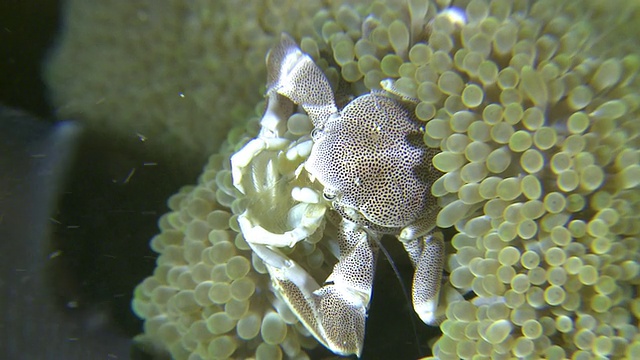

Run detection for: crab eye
[[311, 128, 322, 140], [322, 191, 336, 201]]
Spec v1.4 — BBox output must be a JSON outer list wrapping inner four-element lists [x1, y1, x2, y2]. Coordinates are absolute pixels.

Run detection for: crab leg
[[233, 33, 338, 194], [246, 219, 378, 357], [400, 231, 446, 325], [266, 33, 338, 129]]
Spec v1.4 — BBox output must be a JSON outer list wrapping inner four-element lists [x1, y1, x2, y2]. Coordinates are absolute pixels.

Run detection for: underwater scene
[[1, 0, 639, 359]]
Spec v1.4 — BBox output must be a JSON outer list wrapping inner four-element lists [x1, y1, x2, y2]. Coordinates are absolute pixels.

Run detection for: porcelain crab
[[231, 34, 447, 356]]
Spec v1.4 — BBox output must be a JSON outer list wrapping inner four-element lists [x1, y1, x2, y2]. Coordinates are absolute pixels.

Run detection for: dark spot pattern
[[266, 33, 337, 128], [307, 93, 441, 229]]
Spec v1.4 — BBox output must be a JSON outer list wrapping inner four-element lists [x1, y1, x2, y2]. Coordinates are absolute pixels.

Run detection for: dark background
[[0, 1, 59, 118]]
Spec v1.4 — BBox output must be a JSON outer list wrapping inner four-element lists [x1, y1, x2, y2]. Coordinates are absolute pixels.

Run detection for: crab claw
[[243, 218, 378, 357], [266, 33, 338, 129], [400, 231, 447, 325]]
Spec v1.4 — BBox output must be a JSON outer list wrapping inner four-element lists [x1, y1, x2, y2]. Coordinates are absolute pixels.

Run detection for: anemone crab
[[231, 33, 454, 357]]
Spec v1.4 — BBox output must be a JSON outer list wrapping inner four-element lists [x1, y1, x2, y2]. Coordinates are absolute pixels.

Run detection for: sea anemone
[[126, 0, 640, 358]]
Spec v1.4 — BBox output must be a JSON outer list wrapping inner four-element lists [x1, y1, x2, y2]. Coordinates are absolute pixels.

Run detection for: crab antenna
[[376, 238, 424, 356], [265, 33, 338, 129]]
